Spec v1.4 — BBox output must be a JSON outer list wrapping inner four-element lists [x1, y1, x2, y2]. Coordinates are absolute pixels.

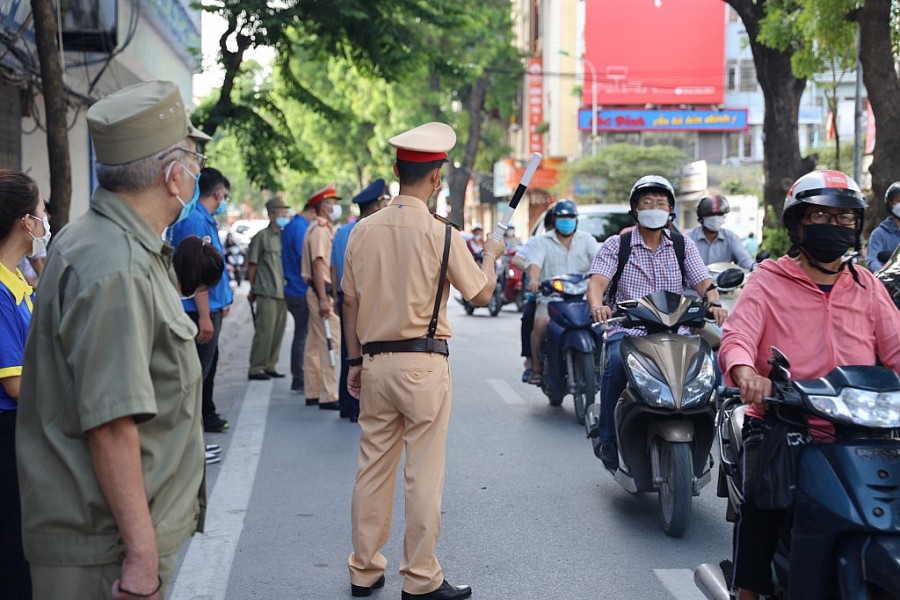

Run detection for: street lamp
[[560, 49, 598, 156]]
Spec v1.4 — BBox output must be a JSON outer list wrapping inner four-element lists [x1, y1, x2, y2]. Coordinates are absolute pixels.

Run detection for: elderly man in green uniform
[[16, 80, 209, 599], [247, 198, 290, 380]]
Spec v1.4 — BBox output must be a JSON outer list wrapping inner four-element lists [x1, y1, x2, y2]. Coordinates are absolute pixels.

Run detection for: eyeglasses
[[159, 146, 207, 169], [802, 210, 858, 226], [637, 197, 670, 209]]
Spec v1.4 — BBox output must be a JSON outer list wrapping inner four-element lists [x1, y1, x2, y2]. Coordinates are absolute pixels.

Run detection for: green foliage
[[721, 177, 755, 195], [811, 143, 854, 171], [761, 205, 792, 258], [555, 144, 688, 203]]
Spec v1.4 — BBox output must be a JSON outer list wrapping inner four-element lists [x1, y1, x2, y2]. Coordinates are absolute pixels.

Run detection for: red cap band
[[396, 149, 448, 163]]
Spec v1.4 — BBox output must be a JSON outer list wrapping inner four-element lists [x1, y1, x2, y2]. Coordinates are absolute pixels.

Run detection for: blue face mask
[[275, 216, 291, 228], [171, 166, 200, 226], [213, 199, 228, 216], [555, 217, 577, 235]]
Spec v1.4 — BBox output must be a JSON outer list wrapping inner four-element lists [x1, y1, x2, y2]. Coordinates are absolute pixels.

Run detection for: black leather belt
[[362, 339, 449, 356]]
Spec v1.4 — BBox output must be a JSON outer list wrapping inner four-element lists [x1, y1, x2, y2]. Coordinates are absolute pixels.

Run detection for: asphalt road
[[168, 285, 733, 600]]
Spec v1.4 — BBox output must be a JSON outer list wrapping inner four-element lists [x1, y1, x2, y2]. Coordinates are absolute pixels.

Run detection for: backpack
[[605, 230, 687, 305]]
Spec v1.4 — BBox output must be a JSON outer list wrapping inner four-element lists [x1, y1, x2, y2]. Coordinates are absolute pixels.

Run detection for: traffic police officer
[[16, 80, 209, 599], [342, 122, 504, 600], [247, 198, 290, 379], [301, 184, 342, 409], [332, 179, 388, 421]]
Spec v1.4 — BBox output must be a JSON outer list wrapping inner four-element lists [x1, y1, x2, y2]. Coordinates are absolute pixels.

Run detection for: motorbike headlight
[[808, 389, 900, 429], [682, 354, 715, 409], [626, 353, 675, 409], [551, 278, 588, 296]]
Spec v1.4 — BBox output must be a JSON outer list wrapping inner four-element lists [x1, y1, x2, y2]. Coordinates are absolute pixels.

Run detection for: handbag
[[754, 406, 811, 511]]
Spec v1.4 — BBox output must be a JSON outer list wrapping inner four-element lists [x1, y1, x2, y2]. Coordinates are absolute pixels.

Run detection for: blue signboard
[[578, 109, 748, 132]]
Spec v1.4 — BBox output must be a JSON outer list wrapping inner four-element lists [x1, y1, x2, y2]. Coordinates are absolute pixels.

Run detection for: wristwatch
[[708, 301, 723, 308], [348, 357, 363, 366]]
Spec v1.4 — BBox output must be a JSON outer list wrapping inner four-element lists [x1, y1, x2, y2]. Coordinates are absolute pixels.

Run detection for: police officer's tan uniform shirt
[[247, 225, 285, 298], [16, 187, 205, 566], [342, 195, 487, 344], [301, 220, 334, 288]]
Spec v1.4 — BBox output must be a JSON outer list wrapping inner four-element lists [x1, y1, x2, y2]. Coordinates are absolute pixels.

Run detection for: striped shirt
[[590, 230, 710, 336]]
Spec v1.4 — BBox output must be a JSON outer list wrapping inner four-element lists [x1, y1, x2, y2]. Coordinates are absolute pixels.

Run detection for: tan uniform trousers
[[30, 549, 178, 599], [303, 292, 340, 402], [348, 352, 451, 595], [249, 295, 287, 375]]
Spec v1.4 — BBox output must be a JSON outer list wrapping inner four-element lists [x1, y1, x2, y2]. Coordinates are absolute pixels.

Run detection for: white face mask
[[892, 203, 900, 219], [702, 215, 726, 232], [330, 204, 343, 222], [26, 215, 51, 257], [637, 208, 669, 230]]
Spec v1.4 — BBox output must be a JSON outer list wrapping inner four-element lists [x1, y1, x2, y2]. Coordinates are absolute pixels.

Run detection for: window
[[739, 59, 757, 92], [726, 59, 738, 92]]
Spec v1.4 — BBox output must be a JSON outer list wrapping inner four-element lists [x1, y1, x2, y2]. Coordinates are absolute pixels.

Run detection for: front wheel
[[488, 290, 502, 316], [464, 302, 475, 315], [658, 440, 693, 537], [571, 350, 596, 425]]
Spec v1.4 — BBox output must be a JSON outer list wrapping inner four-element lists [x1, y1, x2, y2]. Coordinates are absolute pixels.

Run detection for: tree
[[554, 144, 688, 203], [31, 0, 71, 232], [726, 0, 810, 223], [196, 0, 460, 188]]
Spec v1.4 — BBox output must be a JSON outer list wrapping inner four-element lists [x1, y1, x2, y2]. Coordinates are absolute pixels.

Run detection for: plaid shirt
[[590, 230, 711, 336]]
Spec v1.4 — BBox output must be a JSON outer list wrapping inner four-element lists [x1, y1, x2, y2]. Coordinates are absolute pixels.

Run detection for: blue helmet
[[552, 199, 578, 217]]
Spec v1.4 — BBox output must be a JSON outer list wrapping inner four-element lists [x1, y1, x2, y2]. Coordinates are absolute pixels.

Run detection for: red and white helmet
[[783, 170, 867, 218]]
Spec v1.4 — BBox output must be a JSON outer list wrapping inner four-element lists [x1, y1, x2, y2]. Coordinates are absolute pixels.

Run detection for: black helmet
[[885, 181, 900, 210], [697, 194, 730, 218], [551, 199, 578, 217], [629, 175, 676, 211]]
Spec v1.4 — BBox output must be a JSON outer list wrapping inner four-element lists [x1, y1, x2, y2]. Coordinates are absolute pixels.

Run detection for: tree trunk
[[727, 0, 807, 224], [202, 19, 251, 137], [448, 75, 490, 226], [857, 0, 897, 229], [31, 0, 72, 232]]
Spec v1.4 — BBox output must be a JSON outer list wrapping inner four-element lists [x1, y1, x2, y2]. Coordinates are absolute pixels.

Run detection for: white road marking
[[654, 569, 708, 600], [170, 380, 273, 600], [487, 378, 526, 405]]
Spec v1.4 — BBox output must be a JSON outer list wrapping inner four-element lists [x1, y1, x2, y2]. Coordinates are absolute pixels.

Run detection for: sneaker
[[204, 415, 230, 433], [205, 451, 221, 465], [205, 444, 221, 455]]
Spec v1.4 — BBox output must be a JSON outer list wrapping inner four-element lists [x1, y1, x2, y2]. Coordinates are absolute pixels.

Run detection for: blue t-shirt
[[282, 214, 310, 297], [0, 265, 33, 410], [168, 202, 234, 313], [331, 221, 357, 287]]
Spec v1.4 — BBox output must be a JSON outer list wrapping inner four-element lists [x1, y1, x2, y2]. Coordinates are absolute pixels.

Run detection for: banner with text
[[578, 109, 748, 132]]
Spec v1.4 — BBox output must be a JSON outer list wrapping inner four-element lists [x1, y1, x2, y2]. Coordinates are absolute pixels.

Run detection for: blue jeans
[[599, 332, 627, 445]]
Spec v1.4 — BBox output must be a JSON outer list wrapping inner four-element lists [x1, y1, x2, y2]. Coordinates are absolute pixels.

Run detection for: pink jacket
[[720, 256, 900, 424]]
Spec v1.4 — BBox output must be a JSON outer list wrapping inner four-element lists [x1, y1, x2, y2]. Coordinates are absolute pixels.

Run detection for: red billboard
[[526, 57, 544, 155], [583, 0, 725, 107]]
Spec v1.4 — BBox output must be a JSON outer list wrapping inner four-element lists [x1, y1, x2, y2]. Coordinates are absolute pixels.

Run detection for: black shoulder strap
[[605, 231, 632, 305], [428, 224, 452, 338], [671, 231, 687, 286]]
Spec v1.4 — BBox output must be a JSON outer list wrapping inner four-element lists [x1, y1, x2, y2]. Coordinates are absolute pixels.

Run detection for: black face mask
[[800, 224, 856, 264]]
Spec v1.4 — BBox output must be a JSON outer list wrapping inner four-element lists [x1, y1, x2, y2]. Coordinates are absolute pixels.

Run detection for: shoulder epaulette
[[432, 213, 461, 230]]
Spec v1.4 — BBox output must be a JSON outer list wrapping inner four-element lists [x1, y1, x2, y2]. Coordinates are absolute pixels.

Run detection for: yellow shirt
[[301, 220, 335, 287], [342, 195, 487, 344]]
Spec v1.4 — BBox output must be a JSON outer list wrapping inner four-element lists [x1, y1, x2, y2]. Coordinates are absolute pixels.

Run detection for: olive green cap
[[265, 198, 290, 211], [87, 80, 212, 165]]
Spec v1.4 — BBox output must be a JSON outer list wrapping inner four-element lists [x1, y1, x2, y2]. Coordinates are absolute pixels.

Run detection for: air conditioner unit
[[60, 0, 117, 53]]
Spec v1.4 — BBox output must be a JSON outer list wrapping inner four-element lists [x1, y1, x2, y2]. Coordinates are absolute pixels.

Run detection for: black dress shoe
[[350, 574, 385, 597], [248, 372, 271, 380], [319, 402, 340, 411], [305, 398, 319, 406], [401, 580, 472, 600], [265, 370, 286, 378], [599, 442, 619, 471]]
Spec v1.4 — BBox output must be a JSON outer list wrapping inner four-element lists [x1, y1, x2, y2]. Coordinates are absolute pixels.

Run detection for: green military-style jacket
[[247, 224, 285, 299]]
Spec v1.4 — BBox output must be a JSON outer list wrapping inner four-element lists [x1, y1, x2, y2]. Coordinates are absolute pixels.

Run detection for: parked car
[[530, 203, 634, 242], [229, 219, 269, 251]]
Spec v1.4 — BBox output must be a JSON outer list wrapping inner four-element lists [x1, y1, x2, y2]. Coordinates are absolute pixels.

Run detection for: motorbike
[[225, 241, 246, 286], [706, 261, 748, 313], [874, 244, 900, 311], [458, 252, 503, 317], [537, 273, 602, 425], [502, 249, 526, 312], [585, 289, 721, 537], [695, 347, 900, 600]]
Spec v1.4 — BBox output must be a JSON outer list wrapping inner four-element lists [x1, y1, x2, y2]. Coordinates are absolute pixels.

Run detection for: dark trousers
[[0, 410, 31, 599], [188, 310, 223, 418], [285, 294, 310, 389], [598, 333, 627, 445], [520, 297, 536, 358], [733, 416, 786, 595], [336, 291, 359, 419]]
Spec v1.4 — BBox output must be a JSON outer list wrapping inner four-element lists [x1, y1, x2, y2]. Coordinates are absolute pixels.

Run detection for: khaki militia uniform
[[343, 195, 487, 594], [16, 188, 205, 598], [301, 220, 340, 402], [248, 224, 287, 375]]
